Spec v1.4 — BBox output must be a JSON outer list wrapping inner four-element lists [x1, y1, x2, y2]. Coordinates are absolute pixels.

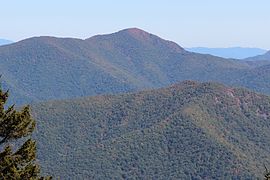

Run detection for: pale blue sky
[[1, 0, 270, 49]]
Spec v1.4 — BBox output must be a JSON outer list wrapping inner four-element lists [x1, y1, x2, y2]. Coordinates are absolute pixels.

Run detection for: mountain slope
[[0, 36, 136, 104], [1, 28, 270, 105], [186, 47, 267, 59], [85, 28, 250, 87], [31, 81, 270, 179], [231, 64, 270, 93]]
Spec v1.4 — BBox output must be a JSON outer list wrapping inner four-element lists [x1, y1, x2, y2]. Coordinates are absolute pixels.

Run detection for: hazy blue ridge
[[186, 47, 267, 59], [0, 38, 13, 46]]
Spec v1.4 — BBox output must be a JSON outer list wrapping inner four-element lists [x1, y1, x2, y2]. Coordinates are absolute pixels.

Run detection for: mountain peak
[[120, 28, 185, 53], [88, 28, 185, 53], [120, 28, 152, 40]]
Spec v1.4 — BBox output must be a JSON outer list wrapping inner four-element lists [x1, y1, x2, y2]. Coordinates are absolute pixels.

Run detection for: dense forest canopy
[[31, 81, 270, 179]]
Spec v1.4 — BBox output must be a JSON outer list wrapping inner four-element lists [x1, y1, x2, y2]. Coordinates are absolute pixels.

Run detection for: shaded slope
[[31, 81, 270, 179], [231, 64, 270, 94]]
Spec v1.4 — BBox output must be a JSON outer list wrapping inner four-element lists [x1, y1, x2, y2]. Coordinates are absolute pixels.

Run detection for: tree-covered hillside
[[1, 28, 270, 105], [31, 81, 270, 179]]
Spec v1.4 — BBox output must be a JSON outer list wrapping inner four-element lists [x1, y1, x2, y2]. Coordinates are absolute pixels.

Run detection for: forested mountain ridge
[[31, 81, 270, 179], [1, 28, 270, 105]]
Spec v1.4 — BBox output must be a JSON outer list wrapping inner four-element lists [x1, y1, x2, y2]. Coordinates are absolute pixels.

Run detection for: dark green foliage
[[0, 87, 35, 145], [1, 28, 270, 105], [31, 81, 270, 179], [0, 140, 39, 179], [0, 86, 51, 179], [0, 104, 35, 144], [264, 165, 270, 180]]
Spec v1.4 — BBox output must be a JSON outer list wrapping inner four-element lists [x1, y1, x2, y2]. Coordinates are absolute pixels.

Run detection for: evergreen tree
[[264, 165, 270, 180], [0, 85, 51, 179]]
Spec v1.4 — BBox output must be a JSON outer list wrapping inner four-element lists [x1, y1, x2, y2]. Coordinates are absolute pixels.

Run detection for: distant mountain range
[[186, 47, 267, 59], [32, 81, 270, 179], [0, 38, 13, 46], [0, 28, 270, 105]]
